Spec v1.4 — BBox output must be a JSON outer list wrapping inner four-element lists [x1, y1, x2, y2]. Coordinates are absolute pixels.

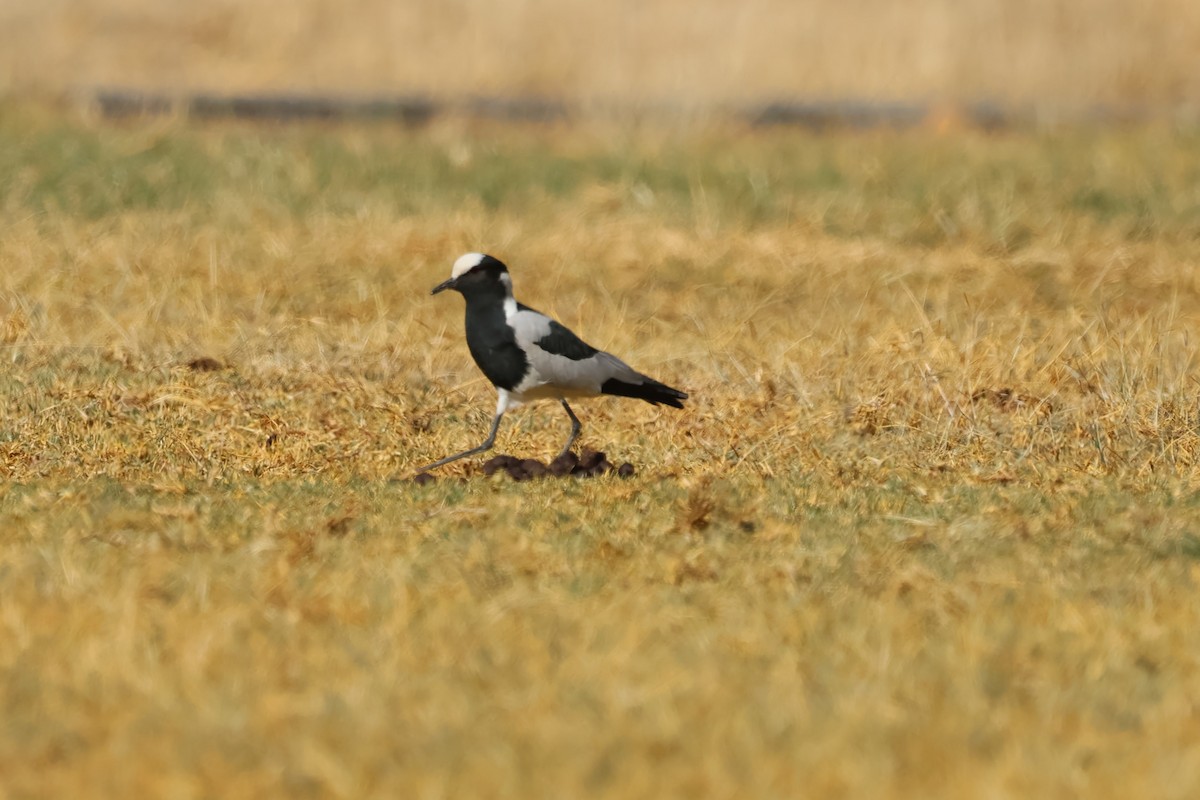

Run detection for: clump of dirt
[[185, 356, 226, 372], [413, 449, 635, 484]]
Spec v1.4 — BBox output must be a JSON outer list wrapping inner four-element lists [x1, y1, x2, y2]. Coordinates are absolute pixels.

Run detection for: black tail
[[601, 377, 688, 408]]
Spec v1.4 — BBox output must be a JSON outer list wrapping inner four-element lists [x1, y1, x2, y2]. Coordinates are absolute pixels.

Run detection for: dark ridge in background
[[87, 89, 1171, 130]]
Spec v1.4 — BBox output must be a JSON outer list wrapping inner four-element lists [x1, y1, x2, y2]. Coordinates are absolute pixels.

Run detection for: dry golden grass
[[1, 0, 1199, 114], [2, 109, 1200, 797]]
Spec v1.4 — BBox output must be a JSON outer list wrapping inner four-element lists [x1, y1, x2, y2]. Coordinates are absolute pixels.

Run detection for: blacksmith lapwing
[[419, 253, 687, 472]]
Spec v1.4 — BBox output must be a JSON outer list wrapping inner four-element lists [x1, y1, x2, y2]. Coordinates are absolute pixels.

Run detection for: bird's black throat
[[461, 291, 529, 392]]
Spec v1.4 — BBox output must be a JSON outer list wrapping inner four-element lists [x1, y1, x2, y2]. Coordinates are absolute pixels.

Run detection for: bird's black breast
[[464, 302, 528, 391]]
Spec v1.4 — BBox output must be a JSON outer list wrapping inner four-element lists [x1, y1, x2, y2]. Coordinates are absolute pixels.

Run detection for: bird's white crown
[[451, 252, 487, 279]]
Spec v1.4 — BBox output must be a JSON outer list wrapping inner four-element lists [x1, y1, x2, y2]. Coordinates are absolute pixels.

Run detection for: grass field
[[2, 106, 1200, 797]]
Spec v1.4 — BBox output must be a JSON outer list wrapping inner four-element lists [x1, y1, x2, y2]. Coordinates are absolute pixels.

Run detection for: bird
[[418, 252, 687, 472]]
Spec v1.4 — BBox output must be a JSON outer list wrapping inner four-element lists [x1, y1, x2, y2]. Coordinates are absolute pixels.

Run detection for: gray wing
[[509, 306, 643, 394]]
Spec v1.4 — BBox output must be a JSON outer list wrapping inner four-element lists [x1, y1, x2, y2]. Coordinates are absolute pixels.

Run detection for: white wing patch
[[507, 307, 552, 340]]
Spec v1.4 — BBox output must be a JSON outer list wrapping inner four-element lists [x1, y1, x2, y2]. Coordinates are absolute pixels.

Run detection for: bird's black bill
[[431, 278, 457, 295]]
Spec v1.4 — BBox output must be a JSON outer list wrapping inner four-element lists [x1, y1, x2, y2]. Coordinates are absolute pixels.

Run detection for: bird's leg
[[417, 412, 504, 473], [557, 399, 582, 459]]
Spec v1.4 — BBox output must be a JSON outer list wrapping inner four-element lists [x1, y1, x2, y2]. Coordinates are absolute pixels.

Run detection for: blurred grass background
[[1, 0, 1198, 116], [3, 2, 1200, 798]]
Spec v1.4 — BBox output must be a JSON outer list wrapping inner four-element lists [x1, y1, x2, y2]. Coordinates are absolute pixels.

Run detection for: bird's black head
[[431, 253, 511, 298]]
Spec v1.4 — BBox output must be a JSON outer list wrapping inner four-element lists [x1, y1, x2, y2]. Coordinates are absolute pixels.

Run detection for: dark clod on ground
[[481, 454, 520, 477], [186, 356, 225, 372], [578, 449, 605, 471], [519, 458, 549, 480], [413, 450, 636, 483], [549, 450, 579, 476]]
